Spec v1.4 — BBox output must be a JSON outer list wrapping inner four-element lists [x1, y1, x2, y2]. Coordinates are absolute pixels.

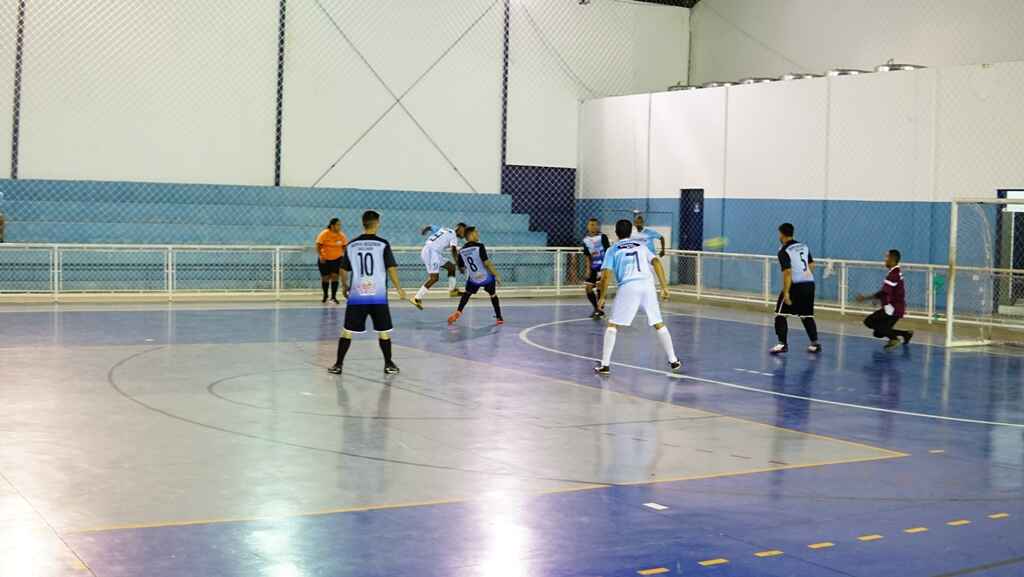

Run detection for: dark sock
[[457, 292, 472, 312], [586, 290, 598, 310], [802, 317, 819, 342], [379, 339, 393, 364], [330, 281, 339, 299], [774, 315, 788, 345], [335, 337, 352, 366], [491, 295, 502, 320], [322, 282, 329, 299]]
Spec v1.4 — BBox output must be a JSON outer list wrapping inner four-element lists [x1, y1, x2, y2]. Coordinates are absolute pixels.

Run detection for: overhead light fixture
[[702, 81, 736, 88], [779, 73, 821, 81], [666, 82, 698, 92], [826, 68, 870, 77], [739, 77, 776, 85], [875, 62, 926, 72]]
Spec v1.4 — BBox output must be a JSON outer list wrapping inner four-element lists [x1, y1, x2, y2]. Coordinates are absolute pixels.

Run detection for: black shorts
[[776, 282, 815, 317], [585, 268, 600, 285], [318, 258, 342, 276], [344, 303, 393, 333], [465, 281, 497, 296], [864, 309, 899, 338]]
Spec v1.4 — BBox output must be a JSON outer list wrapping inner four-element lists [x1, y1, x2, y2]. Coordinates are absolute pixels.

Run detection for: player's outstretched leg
[[328, 331, 352, 374], [449, 291, 472, 325], [489, 285, 503, 325], [379, 332, 399, 374], [445, 262, 459, 297], [412, 273, 439, 310], [802, 317, 821, 353], [585, 285, 601, 318], [653, 322, 681, 371], [770, 315, 789, 354], [595, 325, 618, 374]]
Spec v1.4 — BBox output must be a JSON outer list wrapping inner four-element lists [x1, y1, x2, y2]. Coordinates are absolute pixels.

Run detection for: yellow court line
[[699, 558, 729, 567], [947, 520, 971, 527], [808, 542, 835, 550], [637, 568, 670, 576], [755, 550, 784, 558], [989, 513, 1010, 519], [858, 534, 883, 542], [904, 527, 929, 534]]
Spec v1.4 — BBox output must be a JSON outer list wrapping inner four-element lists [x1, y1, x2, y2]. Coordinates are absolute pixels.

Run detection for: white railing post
[[927, 267, 935, 324], [274, 248, 281, 300], [695, 252, 703, 300], [52, 245, 60, 301], [554, 249, 563, 296], [762, 258, 771, 304], [839, 261, 848, 316], [166, 246, 174, 301], [945, 201, 959, 345]]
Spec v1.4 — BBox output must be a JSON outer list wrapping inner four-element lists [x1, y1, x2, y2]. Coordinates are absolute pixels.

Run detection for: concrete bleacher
[[0, 179, 556, 292]]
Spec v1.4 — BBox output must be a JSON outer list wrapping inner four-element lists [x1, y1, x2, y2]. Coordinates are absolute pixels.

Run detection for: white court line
[[518, 317, 1024, 429]]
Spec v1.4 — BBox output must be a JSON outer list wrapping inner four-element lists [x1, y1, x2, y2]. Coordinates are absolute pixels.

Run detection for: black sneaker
[[322, 296, 328, 304], [594, 365, 610, 375], [327, 364, 343, 374], [669, 360, 682, 371], [595, 309, 606, 319], [807, 343, 822, 354], [590, 311, 600, 319], [384, 363, 400, 375], [903, 331, 914, 345], [884, 338, 900, 350]]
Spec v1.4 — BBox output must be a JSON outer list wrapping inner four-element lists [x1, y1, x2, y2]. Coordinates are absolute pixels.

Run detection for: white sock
[[448, 276, 456, 291], [415, 285, 428, 300], [601, 327, 617, 366], [656, 326, 678, 364]]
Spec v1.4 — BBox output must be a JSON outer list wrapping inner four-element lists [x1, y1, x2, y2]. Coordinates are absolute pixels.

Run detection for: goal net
[[946, 197, 1024, 347]]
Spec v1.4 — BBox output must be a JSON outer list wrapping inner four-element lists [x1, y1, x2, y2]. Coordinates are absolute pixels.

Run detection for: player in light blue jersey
[[594, 220, 681, 375], [447, 227, 503, 326], [329, 211, 407, 376], [631, 212, 665, 257]]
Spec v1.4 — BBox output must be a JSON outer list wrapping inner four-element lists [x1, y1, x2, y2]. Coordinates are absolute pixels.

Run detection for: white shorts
[[421, 246, 446, 275], [609, 281, 663, 327]]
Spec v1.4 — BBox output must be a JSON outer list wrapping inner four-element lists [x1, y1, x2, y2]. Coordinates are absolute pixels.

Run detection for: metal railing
[[0, 244, 1021, 336]]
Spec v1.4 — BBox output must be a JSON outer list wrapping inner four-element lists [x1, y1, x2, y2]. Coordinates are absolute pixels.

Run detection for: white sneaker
[[769, 344, 788, 355]]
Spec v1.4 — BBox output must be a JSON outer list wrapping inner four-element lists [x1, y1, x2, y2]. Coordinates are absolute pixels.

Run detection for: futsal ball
[[703, 236, 729, 250]]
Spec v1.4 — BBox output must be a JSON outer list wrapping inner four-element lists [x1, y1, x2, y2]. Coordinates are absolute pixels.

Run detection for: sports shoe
[[594, 365, 611, 375], [884, 338, 900, 350], [410, 298, 424, 310], [669, 360, 682, 371], [595, 309, 606, 319], [590, 311, 600, 319], [807, 343, 822, 354], [384, 362, 400, 375], [495, 318, 504, 326], [769, 344, 788, 355], [447, 311, 462, 325], [327, 364, 343, 374], [903, 331, 914, 345], [330, 298, 340, 305], [322, 296, 328, 304], [448, 289, 462, 298]]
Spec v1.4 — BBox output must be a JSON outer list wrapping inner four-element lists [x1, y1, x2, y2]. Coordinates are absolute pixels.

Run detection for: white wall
[[507, 0, 689, 169], [0, 7, 15, 180], [580, 63, 1024, 204], [19, 0, 279, 185], [283, 0, 502, 193], [691, 0, 1024, 85]]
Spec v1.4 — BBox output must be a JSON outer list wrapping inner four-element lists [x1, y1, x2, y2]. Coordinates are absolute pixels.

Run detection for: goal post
[[946, 197, 1024, 347]]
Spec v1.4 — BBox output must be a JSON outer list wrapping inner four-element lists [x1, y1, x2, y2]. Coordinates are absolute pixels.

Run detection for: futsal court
[[1, 298, 1021, 577]]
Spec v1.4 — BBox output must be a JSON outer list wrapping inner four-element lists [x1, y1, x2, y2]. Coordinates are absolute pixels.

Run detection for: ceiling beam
[[632, 0, 701, 8]]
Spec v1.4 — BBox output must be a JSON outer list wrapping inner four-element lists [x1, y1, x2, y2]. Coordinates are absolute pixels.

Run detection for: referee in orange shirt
[[316, 218, 348, 304]]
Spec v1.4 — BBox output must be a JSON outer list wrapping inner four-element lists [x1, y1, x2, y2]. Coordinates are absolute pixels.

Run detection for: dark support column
[[274, 0, 287, 186], [499, 0, 509, 171], [10, 0, 27, 179]]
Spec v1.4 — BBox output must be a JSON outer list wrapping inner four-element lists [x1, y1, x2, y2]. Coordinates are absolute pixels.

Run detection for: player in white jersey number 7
[[594, 220, 681, 375]]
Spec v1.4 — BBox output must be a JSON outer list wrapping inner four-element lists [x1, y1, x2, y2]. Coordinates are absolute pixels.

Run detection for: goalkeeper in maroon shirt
[[856, 249, 914, 350]]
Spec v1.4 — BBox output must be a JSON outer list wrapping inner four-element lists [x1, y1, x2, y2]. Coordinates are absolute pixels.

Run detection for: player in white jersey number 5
[[594, 220, 681, 375], [412, 223, 467, 308]]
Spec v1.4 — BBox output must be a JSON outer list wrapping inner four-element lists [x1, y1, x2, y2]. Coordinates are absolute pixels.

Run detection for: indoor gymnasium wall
[[0, 9, 15, 180], [16, 0, 279, 185], [689, 0, 1024, 86], [578, 61, 1024, 266]]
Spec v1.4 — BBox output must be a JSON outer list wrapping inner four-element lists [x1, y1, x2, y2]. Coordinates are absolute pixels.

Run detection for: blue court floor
[[0, 298, 1021, 577]]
